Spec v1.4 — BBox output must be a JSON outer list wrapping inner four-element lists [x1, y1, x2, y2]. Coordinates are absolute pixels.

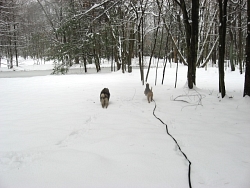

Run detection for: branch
[[173, 0, 181, 7], [74, 0, 121, 21], [36, 0, 58, 40], [171, 87, 205, 110], [197, 8, 218, 65], [200, 36, 219, 68], [162, 17, 187, 65]]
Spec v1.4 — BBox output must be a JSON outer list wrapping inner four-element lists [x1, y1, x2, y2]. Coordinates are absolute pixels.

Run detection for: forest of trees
[[0, 0, 250, 97]]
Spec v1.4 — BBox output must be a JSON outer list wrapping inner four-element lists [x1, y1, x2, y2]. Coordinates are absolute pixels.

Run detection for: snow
[[0, 58, 250, 188]]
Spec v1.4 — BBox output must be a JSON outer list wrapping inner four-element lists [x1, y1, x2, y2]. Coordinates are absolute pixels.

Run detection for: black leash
[[152, 99, 192, 188]]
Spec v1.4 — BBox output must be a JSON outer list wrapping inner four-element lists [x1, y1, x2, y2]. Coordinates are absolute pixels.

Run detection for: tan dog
[[144, 83, 153, 103]]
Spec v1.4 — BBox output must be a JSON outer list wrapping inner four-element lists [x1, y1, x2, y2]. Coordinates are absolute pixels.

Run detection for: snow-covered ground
[[0, 58, 249, 188]]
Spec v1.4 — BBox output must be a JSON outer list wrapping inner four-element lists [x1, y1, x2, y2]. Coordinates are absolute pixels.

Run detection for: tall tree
[[132, 0, 148, 84], [190, 0, 199, 87], [0, 0, 18, 69], [173, 0, 199, 89], [244, 0, 250, 97], [145, 0, 163, 82], [238, 0, 243, 74], [218, 0, 228, 98]]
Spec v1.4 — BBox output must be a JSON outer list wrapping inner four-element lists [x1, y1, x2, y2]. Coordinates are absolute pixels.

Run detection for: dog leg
[[106, 98, 109, 108], [101, 99, 105, 108], [102, 98, 107, 108]]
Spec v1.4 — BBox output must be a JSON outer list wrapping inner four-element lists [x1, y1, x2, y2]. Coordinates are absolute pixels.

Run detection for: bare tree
[[145, 0, 163, 82], [173, 0, 199, 89], [0, 0, 18, 68], [218, 0, 228, 98], [243, 0, 250, 97]]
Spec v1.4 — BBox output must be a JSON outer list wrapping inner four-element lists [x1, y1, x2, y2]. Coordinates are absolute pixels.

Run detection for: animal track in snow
[[55, 115, 97, 147], [0, 151, 43, 171]]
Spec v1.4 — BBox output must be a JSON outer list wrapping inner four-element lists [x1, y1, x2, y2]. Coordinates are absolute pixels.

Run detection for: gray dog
[[144, 83, 153, 103], [100, 88, 110, 108]]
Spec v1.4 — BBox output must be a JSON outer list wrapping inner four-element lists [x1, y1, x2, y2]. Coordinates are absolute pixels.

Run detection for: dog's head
[[102, 88, 109, 94], [146, 83, 150, 89]]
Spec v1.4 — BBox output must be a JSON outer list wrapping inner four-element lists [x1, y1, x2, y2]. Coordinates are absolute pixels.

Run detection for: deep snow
[[0, 58, 250, 188]]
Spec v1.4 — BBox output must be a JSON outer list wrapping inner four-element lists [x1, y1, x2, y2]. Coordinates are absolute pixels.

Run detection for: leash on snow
[[152, 99, 192, 188]]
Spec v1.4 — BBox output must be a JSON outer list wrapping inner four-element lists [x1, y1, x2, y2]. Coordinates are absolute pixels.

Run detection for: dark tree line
[[0, 0, 249, 97]]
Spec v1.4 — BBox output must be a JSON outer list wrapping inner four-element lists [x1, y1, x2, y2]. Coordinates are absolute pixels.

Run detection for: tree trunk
[[82, 55, 87, 73], [218, 0, 228, 98], [238, 0, 243, 74], [14, 22, 18, 67], [174, 37, 178, 63], [244, 0, 250, 97], [8, 36, 13, 69], [178, 0, 192, 87], [190, 0, 199, 87], [229, 43, 235, 71], [128, 24, 135, 73], [155, 27, 164, 86], [138, 23, 144, 84], [228, 3, 235, 71], [146, 0, 162, 82], [175, 0, 198, 89], [136, 1, 145, 85], [161, 28, 170, 85]]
